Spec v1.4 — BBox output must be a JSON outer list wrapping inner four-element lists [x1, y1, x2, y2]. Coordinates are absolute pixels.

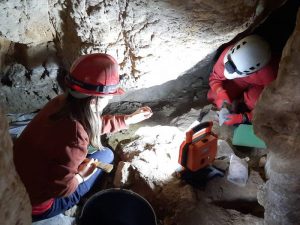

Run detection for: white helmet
[[223, 35, 271, 79]]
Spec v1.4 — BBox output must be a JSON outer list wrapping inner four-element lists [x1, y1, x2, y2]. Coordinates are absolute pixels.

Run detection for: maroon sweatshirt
[[13, 95, 127, 214]]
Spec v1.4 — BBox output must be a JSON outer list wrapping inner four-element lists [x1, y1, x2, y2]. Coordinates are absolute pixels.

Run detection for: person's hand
[[224, 113, 244, 126], [77, 158, 98, 182], [215, 89, 231, 109], [125, 106, 153, 125]]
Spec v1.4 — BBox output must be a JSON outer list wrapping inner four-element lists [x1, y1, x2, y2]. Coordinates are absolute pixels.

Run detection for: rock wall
[[0, 109, 31, 224], [0, 0, 265, 113], [254, 8, 300, 225], [0, 0, 298, 224], [0, 0, 54, 45], [52, 0, 257, 85]]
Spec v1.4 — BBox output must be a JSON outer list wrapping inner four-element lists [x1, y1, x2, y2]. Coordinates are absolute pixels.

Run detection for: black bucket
[[78, 188, 157, 225]]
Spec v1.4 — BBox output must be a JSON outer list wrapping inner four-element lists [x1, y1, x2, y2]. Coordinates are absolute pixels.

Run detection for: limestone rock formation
[[0, 0, 298, 224], [1, 0, 262, 113], [0, 0, 54, 44], [54, 0, 257, 88], [0, 63, 60, 113], [0, 110, 31, 224], [254, 8, 300, 225]]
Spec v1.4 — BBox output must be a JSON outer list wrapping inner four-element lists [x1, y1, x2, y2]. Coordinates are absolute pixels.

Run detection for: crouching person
[[207, 35, 279, 125], [13, 53, 153, 222]]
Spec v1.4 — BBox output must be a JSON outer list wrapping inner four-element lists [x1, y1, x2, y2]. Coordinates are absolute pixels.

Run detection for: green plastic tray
[[233, 124, 267, 148]]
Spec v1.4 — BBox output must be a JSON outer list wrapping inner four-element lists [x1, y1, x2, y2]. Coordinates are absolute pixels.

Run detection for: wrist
[[75, 173, 84, 184]]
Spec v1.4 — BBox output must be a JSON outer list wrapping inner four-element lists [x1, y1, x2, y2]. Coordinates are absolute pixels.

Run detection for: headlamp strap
[[66, 75, 118, 93]]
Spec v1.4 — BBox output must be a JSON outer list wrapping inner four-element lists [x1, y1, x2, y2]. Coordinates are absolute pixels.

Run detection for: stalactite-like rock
[[254, 9, 300, 225], [0, 109, 31, 224]]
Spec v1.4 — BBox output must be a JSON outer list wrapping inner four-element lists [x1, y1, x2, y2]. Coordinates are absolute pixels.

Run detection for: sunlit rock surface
[[0, 0, 262, 113], [0, 0, 54, 44]]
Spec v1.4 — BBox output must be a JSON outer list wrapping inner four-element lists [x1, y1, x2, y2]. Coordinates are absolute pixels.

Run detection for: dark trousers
[[32, 147, 114, 222]]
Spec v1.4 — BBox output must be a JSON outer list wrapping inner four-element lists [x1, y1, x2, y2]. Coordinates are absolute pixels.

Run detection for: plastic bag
[[218, 108, 230, 126], [227, 154, 249, 187]]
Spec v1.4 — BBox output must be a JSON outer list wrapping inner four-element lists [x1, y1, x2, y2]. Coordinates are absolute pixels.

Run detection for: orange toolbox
[[178, 121, 218, 172]]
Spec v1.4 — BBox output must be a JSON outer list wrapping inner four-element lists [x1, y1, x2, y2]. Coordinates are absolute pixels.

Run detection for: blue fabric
[[32, 147, 114, 222]]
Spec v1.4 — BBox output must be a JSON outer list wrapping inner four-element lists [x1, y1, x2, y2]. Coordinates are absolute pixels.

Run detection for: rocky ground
[[17, 51, 268, 224], [30, 102, 268, 225], [56, 103, 267, 225]]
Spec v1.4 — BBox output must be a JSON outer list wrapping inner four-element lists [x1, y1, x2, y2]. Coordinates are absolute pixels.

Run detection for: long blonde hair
[[49, 93, 103, 149]]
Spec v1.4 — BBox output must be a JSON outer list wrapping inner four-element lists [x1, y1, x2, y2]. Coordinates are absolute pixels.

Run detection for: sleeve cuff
[[75, 174, 84, 184]]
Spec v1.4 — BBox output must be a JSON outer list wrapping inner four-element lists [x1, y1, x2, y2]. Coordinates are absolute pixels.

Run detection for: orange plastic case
[[178, 121, 218, 172]]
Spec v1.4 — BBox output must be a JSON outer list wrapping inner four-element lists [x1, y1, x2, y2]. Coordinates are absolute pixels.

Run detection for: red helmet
[[65, 53, 125, 96]]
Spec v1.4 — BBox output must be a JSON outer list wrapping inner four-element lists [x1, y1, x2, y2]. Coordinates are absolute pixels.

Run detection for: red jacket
[[13, 95, 128, 213]]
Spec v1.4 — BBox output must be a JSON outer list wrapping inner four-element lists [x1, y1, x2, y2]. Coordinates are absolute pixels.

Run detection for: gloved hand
[[215, 89, 231, 109], [224, 113, 244, 126]]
